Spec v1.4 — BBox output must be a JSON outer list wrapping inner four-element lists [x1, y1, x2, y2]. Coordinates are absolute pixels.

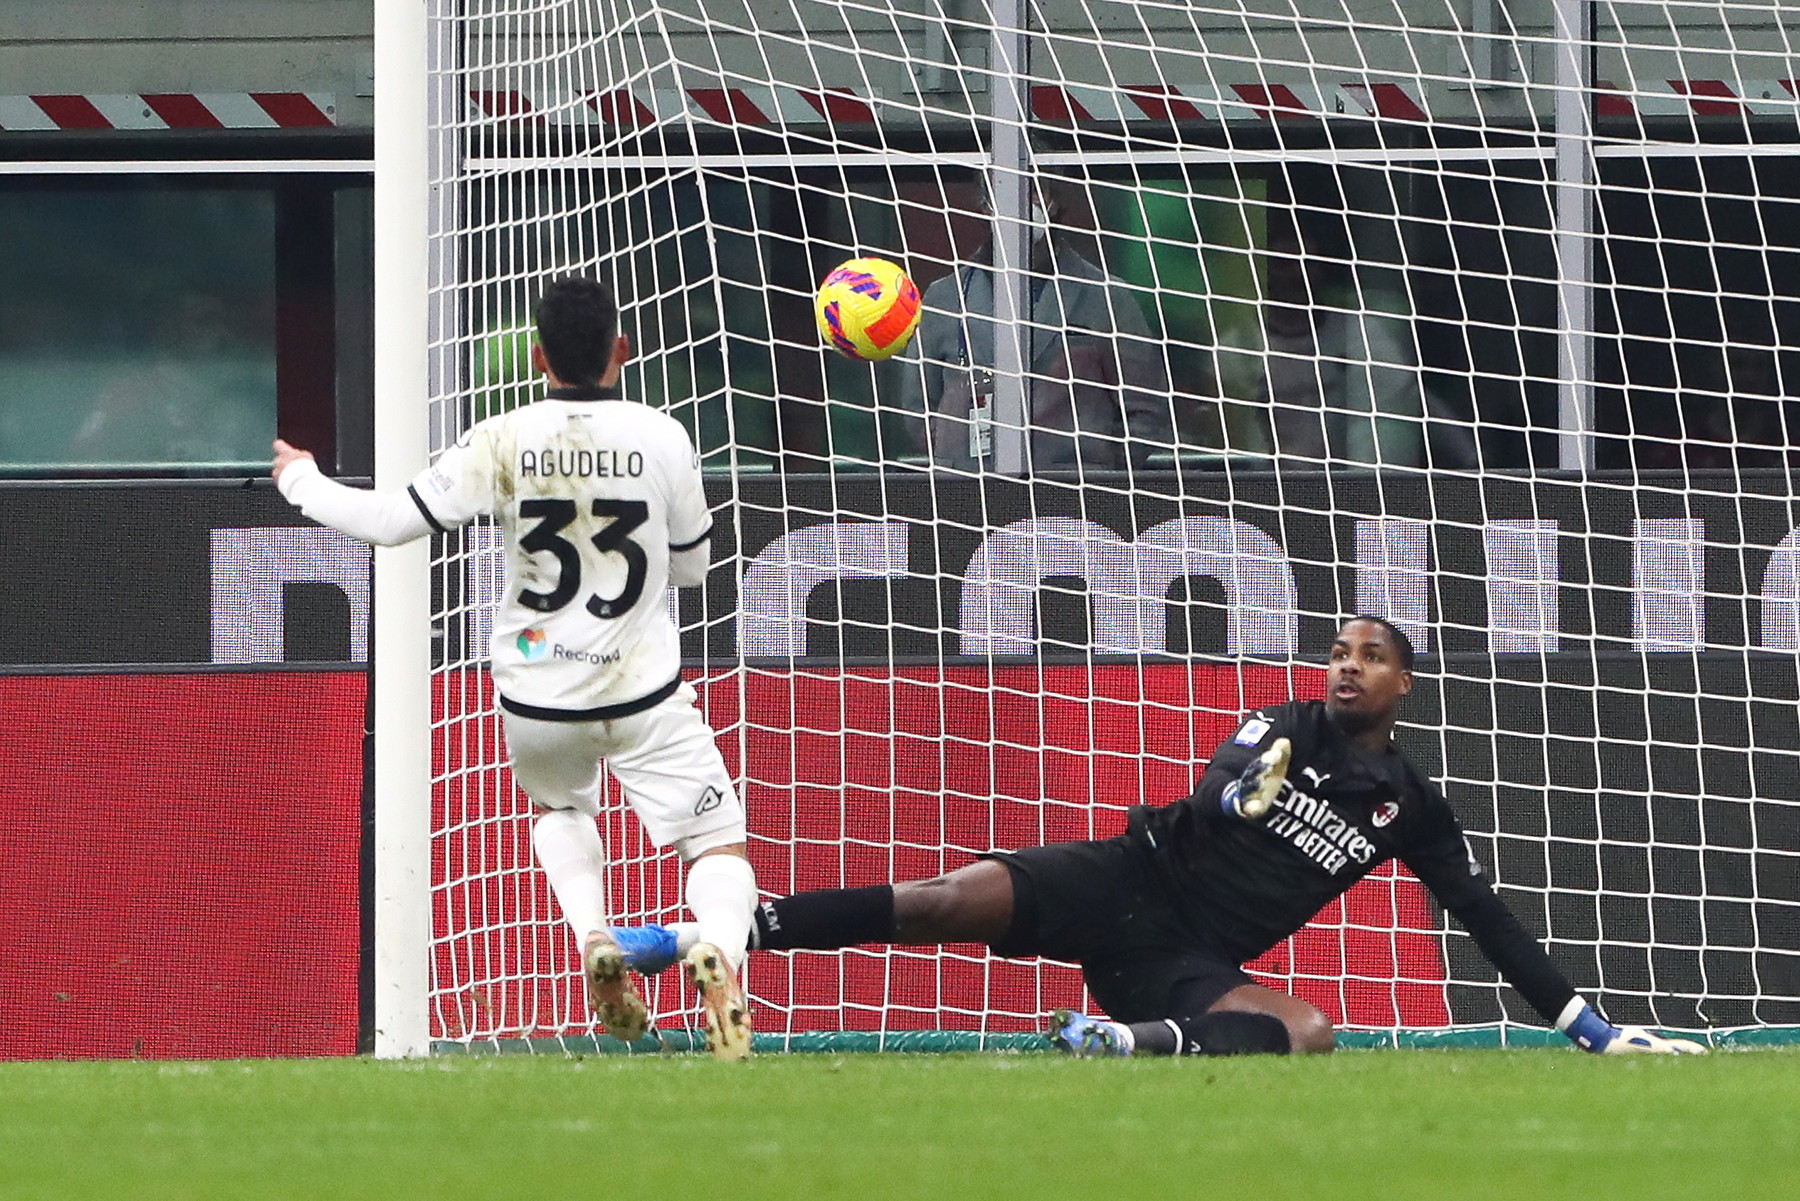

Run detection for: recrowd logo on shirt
[[512, 629, 621, 666], [552, 643, 621, 665]]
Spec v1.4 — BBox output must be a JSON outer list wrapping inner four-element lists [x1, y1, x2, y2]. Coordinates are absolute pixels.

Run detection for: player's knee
[[1288, 1008, 1336, 1054], [527, 796, 600, 819]]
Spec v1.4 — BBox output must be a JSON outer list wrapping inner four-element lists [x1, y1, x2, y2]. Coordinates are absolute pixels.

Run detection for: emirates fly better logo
[[516, 628, 548, 661]]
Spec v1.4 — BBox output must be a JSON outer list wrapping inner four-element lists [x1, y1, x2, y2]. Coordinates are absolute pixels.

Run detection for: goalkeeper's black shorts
[[981, 835, 1251, 1023]]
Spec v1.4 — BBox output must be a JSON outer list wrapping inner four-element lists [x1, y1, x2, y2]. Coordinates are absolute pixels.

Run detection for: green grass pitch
[[5, 1049, 1796, 1200]]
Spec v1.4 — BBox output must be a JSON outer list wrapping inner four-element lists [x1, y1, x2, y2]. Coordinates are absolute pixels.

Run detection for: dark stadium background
[[2, 468, 1794, 1055]]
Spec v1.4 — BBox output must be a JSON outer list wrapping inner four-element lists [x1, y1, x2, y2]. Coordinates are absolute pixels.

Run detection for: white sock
[[531, 809, 608, 943], [667, 922, 702, 957], [684, 854, 758, 971]]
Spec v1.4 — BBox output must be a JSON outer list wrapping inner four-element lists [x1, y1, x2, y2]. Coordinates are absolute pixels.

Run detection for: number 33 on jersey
[[409, 390, 711, 715]]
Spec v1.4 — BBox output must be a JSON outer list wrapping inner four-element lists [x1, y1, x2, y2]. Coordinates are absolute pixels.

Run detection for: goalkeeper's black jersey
[[1127, 699, 1575, 1021]]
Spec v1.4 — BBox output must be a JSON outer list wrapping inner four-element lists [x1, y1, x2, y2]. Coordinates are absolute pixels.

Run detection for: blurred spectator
[[70, 293, 264, 467], [1260, 225, 1474, 469], [894, 182, 1174, 473], [1629, 345, 1797, 471]]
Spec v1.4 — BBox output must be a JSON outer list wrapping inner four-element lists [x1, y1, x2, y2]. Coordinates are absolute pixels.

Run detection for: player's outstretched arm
[[271, 438, 439, 547], [1418, 838, 1710, 1056], [1557, 997, 1708, 1055], [1220, 737, 1291, 820]]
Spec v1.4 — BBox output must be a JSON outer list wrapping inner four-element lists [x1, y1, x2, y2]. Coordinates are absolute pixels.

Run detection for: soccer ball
[[815, 257, 923, 361]]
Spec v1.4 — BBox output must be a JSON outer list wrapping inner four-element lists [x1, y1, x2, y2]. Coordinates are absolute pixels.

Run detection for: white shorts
[[501, 681, 745, 858]]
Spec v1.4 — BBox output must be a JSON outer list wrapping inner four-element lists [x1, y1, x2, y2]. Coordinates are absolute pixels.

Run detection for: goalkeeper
[[633, 616, 1708, 1058]]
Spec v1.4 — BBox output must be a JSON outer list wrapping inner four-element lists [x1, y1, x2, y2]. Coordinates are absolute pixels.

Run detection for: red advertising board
[[0, 663, 1451, 1059], [435, 662, 1453, 1040], [0, 672, 364, 1060]]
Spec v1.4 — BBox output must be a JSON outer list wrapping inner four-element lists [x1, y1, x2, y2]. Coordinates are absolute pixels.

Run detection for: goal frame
[[374, 0, 1800, 1055]]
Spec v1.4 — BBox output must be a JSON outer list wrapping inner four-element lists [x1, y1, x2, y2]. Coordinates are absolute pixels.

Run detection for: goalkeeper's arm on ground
[[1439, 881, 1707, 1055]]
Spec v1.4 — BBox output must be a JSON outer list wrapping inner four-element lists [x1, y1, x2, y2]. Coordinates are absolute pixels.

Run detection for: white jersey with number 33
[[409, 395, 710, 714]]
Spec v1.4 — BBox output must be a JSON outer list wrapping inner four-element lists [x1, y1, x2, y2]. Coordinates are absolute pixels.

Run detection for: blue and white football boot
[[607, 924, 681, 975], [1045, 1008, 1131, 1057]]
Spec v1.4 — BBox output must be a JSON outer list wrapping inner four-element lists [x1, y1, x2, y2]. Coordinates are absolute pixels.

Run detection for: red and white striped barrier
[[0, 93, 336, 131], [1598, 78, 1798, 117], [460, 79, 1798, 128], [466, 86, 875, 128], [2, 80, 1791, 133]]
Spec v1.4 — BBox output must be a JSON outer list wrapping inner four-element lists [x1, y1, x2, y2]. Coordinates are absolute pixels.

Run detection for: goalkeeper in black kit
[[638, 616, 1708, 1056]]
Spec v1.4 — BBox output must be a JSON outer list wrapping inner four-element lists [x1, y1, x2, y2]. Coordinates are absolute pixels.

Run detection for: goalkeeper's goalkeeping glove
[[1221, 737, 1292, 820], [1557, 997, 1709, 1055]]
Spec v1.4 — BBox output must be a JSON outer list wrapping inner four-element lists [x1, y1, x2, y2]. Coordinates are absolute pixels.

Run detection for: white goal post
[[375, 0, 1800, 1055], [370, 0, 432, 1060]]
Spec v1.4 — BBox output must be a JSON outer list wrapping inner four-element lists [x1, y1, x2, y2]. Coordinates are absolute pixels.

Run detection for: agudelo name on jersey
[[519, 448, 645, 479]]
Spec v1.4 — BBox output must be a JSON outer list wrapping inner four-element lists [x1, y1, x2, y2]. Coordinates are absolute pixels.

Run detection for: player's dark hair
[[534, 275, 619, 386], [1347, 614, 1416, 672]]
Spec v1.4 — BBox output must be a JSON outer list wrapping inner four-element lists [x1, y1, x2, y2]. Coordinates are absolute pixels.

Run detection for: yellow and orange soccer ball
[[815, 256, 922, 361]]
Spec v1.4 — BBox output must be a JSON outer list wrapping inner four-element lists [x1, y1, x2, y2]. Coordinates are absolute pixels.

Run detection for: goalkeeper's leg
[[1047, 1008, 1295, 1057], [1049, 981, 1334, 1057], [749, 860, 1017, 951], [1178, 983, 1332, 1054]]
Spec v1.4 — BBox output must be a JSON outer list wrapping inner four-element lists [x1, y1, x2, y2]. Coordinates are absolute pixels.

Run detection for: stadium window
[[475, 154, 1785, 476], [1266, 161, 1560, 472], [789, 164, 1273, 474], [474, 164, 1376, 474], [1594, 154, 1800, 471], [759, 161, 1560, 473], [0, 173, 371, 479]]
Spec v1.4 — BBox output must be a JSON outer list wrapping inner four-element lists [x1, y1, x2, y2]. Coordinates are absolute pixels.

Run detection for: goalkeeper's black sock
[[751, 885, 895, 950], [1126, 1011, 1292, 1056]]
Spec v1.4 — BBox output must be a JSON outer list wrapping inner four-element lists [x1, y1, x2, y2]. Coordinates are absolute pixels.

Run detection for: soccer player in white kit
[[270, 276, 757, 1059]]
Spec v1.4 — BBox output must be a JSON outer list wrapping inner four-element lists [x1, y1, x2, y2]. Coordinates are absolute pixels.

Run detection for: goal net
[[419, 0, 1800, 1050]]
